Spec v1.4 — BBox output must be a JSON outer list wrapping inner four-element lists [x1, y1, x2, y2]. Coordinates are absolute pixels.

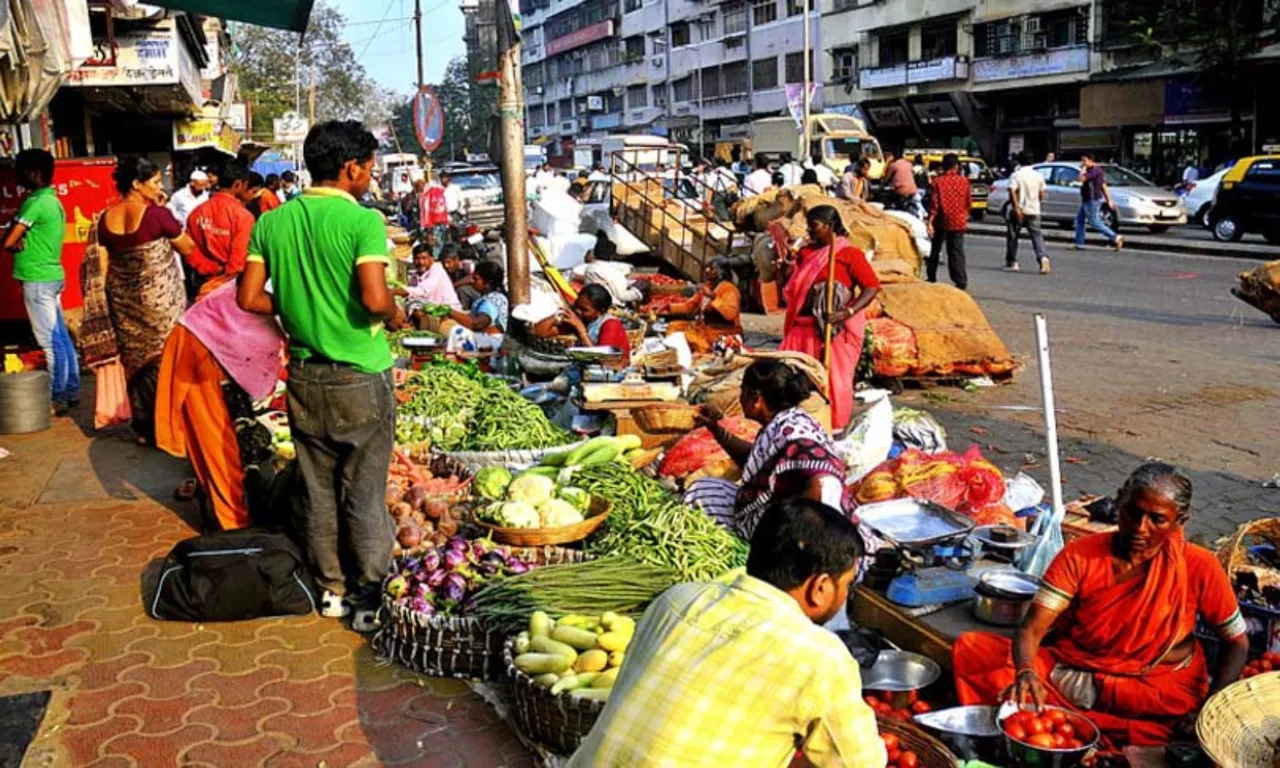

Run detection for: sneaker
[[1003, 263, 1021, 272], [1113, 236, 1124, 251], [320, 591, 350, 618], [351, 607, 381, 634], [1040, 258, 1051, 275], [1069, 244, 1085, 251]]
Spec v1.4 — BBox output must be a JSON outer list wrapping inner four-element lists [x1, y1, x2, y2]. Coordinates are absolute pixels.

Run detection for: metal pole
[[308, 63, 316, 125], [1034, 314, 1065, 517], [498, 4, 530, 305], [415, 0, 425, 89], [801, 0, 811, 160]]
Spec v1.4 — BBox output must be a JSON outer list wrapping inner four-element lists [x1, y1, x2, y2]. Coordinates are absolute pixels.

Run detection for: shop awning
[[139, 0, 316, 33]]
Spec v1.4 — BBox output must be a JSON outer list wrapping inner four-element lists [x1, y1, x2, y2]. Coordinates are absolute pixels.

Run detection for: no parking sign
[[413, 86, 445, 153]]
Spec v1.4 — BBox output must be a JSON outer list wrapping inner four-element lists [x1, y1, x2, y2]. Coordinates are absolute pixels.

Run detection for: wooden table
[[851, 586, 1016, 674]]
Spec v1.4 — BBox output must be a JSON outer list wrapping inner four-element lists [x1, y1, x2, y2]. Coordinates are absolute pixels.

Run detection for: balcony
[[972, 45, 1088, 84], [589, 112, 623, 130], [858, 55, 968, 90]]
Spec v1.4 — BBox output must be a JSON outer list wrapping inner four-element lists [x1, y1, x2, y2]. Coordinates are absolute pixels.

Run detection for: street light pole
[[498, 3, 531, 305], [801, 0, 811, 160], [415, 0, 425, 89]]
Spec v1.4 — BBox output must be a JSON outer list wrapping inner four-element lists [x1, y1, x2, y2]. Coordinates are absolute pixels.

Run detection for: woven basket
[[1217, 517, 1280, 591], [473, 496, 610, 546], [1196, 671, 1280, 768], [504, 636, 608, 754], [634, 403, 700, 434], [876, 715, 960, 768], [442, 439, 587, 473], [372, 545, 590, 680]]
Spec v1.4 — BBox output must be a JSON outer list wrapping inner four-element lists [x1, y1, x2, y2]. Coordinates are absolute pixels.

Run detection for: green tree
[[231, 2, 380, 141], [387, 56, 497, 162]]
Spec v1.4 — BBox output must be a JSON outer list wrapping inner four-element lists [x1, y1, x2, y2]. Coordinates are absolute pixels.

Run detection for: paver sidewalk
[[0, 408, 534, 767]]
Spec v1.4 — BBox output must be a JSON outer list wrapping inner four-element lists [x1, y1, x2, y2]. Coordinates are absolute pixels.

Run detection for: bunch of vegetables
[[470, 556, 679, 634], [387, 449, 466, 552], [384, 536, 535, 616], [511, 610, 635, 701], [474, 467, 591, 529], [1001, 707, 1093, 751]]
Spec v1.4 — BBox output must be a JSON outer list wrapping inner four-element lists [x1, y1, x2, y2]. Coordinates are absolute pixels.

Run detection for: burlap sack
[[876, 281, 1013, 370], [686, 350, 832, 430]]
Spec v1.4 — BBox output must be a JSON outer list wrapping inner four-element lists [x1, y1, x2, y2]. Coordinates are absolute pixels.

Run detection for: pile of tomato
[[879, 733, 920, 768], [1001, 708, 1092, 751], [631, 274, 686, 287], [1239, 651, 1280, 679], [863, 690, 933, 722]]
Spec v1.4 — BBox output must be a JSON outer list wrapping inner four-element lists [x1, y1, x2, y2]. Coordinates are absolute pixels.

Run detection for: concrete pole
[[498, 6, 531, 305], [801, 0, 811, 160], [415, 0, 425, 89]]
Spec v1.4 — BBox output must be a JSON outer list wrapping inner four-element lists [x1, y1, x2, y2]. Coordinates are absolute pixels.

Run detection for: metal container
[[856, 498, 976, 550], [972, 569, 1040, 627], [862, 650, 942, 693], [914, 706, 1004, 762], [0, 370, 51, 434], [999, 705, 1100, 768]]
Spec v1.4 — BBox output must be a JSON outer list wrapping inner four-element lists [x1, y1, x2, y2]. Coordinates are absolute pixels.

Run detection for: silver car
[[988, 162, 1187, 233]]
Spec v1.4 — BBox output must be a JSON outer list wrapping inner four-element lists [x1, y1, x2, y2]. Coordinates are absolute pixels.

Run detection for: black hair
[[856, 158, 871, 170], [247, 172, 265, 189], [303, 120, 378, 183], [577, 169, 588, 178], [474, 260, 504, 288], [282, 170, 297, 183], [756, 154, 770, 169], [942, 153, 959, 172], [1017, 150, 1032, 166], [913, 154, 925, 163], [811, 152, 823, 166], [15, 149, 54, 188], [217, 160, 250, 188], [1118, 462, 1193, 519], [771, 171, 785, 187], [265, 173, 280, 185], [579, 283, 613, 313], [806, 204, 848, 236], [1081, 152, 1094, 162], [439, 242, 461, 260], [742, 359, 815, 412], [746, 498, 864, 591], [412, 242, 432, 257], [801, 168, 819, 185], [113, 155, 161, 196]]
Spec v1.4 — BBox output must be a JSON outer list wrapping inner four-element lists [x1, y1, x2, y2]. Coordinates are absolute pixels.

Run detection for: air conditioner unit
[[587, 95, 605, 110], [612, 86, 625, 96], [1023, 16, 1041, 33], [651, 56, 664, 66], [534, 86, 545, 95]]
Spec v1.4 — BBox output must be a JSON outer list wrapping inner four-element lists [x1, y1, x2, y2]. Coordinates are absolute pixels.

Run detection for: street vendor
[[779, 204, 880, 430], [442, 245, 480, 310], [953, 462, 1249, 748], [568, 498, 885, 768], [656, 261, 742, 353], [685, 360, 854, 540], [398, 241, 462, 314], [446, 260, 507, 345], [560, 283, 631, 362]]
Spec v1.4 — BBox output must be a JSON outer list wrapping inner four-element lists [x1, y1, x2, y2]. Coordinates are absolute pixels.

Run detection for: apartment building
[[521, 0, 821, 163]]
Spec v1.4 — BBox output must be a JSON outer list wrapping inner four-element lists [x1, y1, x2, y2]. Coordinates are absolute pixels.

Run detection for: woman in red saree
[[953, 463, 1249, 748], [779, 205, 879, 430]]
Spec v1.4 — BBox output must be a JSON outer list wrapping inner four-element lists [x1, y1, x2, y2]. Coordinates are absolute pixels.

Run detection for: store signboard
[[67, 21, 203, 106], [174, 114, 241, 155], [973, 45, 1088, 84], [865, 104, 911, 129], [546, 21, 613, 57], [912, 99, 960, 124], [592, 113, 621, 129], [908, 56, 965, 85], [273, 111, 310, 144], [859, 64, 907, 90], [226, 103, 249, 133]]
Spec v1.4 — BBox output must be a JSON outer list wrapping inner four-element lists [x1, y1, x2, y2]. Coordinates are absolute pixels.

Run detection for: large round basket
[[876, 714, 960, 768], [474, 496, 610, 546], [442, 439, 587, 473], [1196, 671, 1280, 768], [371, 545, 590, 681], [634, 403, 700, 434], [504, 636, 608, 754]]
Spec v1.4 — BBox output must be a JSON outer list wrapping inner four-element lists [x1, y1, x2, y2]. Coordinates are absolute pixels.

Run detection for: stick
[[822, 239, 838, 392], [1034, 313, 1065, 517]]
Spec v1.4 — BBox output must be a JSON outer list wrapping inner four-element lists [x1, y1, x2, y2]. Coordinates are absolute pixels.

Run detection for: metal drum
[[0, 370, 52, 434]]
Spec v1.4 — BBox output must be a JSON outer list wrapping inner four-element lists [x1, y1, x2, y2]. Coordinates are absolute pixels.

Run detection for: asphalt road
[[973, 215, 1280, 253]]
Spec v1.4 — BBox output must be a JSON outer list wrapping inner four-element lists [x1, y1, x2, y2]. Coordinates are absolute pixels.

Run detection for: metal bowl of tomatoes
[[999, 705, 1100, 767]]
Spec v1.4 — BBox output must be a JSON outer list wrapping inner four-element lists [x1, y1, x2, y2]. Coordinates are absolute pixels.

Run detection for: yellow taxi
[[908, 149, 994, 220]]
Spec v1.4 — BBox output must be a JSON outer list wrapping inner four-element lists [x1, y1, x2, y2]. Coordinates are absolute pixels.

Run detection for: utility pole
[[415, 0, 425, 89], [308, 63, 316, 125], [497, 3, 530, 305], [801, 0, 811, 160]]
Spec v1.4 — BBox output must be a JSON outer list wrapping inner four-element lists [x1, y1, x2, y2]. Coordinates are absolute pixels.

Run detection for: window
[[831, 47, 855, 81], [672, 76, 692, 102], [786, 0, 805, 17], [627, 83, 648, 108], [723, 2, 747, 35], [1049, 166, 1079, 187], [723, 61, 748, 95], [525, 63, 545, 88], [920, 23, 956, 60], [559, 99, 574, 122], [605, 90, 623, 112], [976, 7, 1089, 57], [654, 84, 668, 107], [624, 0, 641, 12], [701, 66, 721, 98], [624, 35, 645, 61], [752, 56, 778, 89], [1245, 160, 1280, 187], [785, 50, 813, 83], [751, 0, 777, 26], [877, 30, 909, 66], [670, 21, 690, 47]]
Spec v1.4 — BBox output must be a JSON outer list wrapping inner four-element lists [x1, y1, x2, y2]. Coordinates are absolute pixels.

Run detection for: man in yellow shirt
[[568, 498, 886, 768]]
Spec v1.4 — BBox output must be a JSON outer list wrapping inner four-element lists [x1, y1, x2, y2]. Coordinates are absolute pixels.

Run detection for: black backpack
[[148, 528, 317, 622]]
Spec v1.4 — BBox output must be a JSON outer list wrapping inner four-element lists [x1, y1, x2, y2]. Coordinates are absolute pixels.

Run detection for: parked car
[[1182, 167, 1228, 229], [987, 162, 1186, 233], [912, 149, 994, 219], [447, 164, 502, 207], [1208, 156, 1280, 243]]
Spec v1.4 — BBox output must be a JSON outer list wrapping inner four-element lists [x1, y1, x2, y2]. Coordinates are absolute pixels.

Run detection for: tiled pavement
[[0, 413, 535, 767]]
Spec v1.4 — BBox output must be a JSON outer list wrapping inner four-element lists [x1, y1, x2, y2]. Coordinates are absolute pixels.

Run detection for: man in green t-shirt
[[2, 149, 79, 414], [238, 121, 405, 632]]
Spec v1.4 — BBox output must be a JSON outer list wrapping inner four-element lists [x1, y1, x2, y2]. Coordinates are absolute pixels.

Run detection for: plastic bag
[[892, 407, 948, 453], [1002, 472, 1045, 514], [93, 359, 132, 430], [1018, 501, 1065, 578], [835, 389, 894, 484]]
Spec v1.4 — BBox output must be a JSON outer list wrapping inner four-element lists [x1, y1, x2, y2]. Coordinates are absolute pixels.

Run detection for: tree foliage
[[388, 56, 497, 161]]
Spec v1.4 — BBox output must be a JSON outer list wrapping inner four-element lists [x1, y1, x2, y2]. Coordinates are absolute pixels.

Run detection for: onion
[[397, 526, 423, 548], [391, 502, 413, 521], [424, 499, 449, 521], [438, 517, 459, 537], [405, 486, 428, 511], [385, 481, 406, 507]]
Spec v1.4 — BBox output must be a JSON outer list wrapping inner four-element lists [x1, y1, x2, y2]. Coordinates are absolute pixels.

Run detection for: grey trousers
[[1006, 213, 1047, 266]]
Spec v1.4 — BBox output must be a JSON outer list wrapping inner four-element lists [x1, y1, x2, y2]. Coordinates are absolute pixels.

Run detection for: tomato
[[1005, 723, 1028, 742], [1057, 722, 1076, 739], [879, 691, 896, 703], [1004, 711, 1030, 729], [1044, 709, 1067, 726], [894, 709, 913, 721], [881, 734, 899, 752], [898, 751, 919, 768], [1065, 739, 1085, 750], [1028, 733, 1057, 749], [1052, 733, 1067, 749], [1262, 659, 1274, 671], [865, 696, 878, 708], [1026, 717, 1048, 735], [906, 689, 919, 703], [887, 747, 901, 764], [911, 700, 932, 714]]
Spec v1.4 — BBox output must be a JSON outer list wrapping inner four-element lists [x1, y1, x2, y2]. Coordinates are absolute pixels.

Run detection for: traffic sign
[[273, 111, 309, 143], [413, 86, 445, 153]]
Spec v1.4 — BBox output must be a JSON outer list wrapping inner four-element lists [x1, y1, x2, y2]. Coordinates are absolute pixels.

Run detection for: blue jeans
[[22, 280, 80, 404], [1074, 200, 1119, 245]]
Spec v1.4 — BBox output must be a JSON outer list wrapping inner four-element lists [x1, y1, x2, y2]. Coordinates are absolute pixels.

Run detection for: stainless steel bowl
[[914, 706, 1003, 762], [972, 569, 1040, 627], [999, 705, 1100, 768], [861, 650, 942, 692]]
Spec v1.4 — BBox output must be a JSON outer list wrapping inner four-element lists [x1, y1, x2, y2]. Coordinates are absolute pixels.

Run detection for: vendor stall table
[[852, 586, 1014, 674]]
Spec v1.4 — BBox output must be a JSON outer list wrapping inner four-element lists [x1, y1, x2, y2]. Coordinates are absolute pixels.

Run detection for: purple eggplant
[[419, 548, 442, 573], [443, 548, 467, 571], [447, 535, 468, 553], [506, 559, 531, 575], [441, 572, 468, 603], [426, 568, 447, 588]]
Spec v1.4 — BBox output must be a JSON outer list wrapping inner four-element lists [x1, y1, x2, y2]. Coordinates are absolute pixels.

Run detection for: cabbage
[[508, 474, 556, 506], [475, 467, 513, 500], [557, 486, 590, 512], [538, 498, 585, 528], [497, 500, 540, 528]]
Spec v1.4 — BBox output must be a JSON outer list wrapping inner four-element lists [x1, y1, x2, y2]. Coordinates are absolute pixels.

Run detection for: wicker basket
[[473, 496, 611, 546], [876, 715, 960, 768], [1217, 517, 1280, 591], [1196, 671, 1280, 768], [504, 636, 608, 754], [634, 403, 700, 434], [442, 439, 587, 473], [371, 545, 590, 680]]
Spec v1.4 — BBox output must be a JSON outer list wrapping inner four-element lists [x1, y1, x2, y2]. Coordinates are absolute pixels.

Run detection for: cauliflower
[[557, 486, 590, 512], [538, 498, 585, 528], [508, 473, 556, 506], [497, 501, 540, 528], [475, 467, 513, 500]]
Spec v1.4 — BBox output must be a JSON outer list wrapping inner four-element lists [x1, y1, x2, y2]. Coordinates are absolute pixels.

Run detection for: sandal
[[174, 479, 200, 502], [351, 607, 380, 634]]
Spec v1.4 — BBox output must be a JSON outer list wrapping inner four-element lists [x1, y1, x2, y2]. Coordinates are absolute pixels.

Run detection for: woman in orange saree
[[778, 205, 880, 430], [953, 463, 1249, 748], [660, 262, 743, 354]]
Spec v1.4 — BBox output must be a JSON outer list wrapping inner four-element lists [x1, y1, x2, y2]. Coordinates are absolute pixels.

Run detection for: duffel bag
[[148, 528, 317, 622]]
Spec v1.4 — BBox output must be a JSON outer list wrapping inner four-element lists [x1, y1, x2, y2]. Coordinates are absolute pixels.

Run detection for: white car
[[987, 162, 1186, 233], [1182, 168, 1228, 229]]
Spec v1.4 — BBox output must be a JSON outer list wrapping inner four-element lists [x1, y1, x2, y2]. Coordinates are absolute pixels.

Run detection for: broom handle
[[823, 242, 838, 397]]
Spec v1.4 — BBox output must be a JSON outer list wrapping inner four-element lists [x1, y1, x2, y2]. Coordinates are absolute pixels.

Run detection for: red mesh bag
[[659, 417, 761, 478]]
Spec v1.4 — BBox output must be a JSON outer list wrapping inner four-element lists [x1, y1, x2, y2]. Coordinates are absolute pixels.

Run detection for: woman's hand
[[1006, 668, 1048, 712], [694, 403, 724, 432], [828, 308, 851, 326]]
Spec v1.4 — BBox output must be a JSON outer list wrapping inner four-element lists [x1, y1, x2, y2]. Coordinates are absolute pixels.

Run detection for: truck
[[524, 144, 547, 171], [378, 153, 422, 197], [601, 134, 688, 177], [750, 114, 885, 179]]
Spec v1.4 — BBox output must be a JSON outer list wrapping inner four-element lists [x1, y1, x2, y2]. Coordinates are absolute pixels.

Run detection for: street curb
[[967, 221, 1275, 260]]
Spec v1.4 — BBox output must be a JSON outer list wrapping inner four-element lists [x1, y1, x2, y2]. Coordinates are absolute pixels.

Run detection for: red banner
[[545, 20, 613, 57]]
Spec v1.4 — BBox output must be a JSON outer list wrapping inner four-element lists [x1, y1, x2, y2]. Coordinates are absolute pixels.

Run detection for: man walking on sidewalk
[[237, 120, 406, 633], [926, 153, 971, 290], [1004, 151, 1050, 274], [1073, 154, 1123, 251]]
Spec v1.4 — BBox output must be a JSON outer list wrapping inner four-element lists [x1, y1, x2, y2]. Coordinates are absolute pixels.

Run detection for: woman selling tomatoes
[[952, 462, 1250, 748]]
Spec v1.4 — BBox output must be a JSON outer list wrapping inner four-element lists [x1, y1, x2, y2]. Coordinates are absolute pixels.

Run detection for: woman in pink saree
[[779, 205, 880, 430]]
